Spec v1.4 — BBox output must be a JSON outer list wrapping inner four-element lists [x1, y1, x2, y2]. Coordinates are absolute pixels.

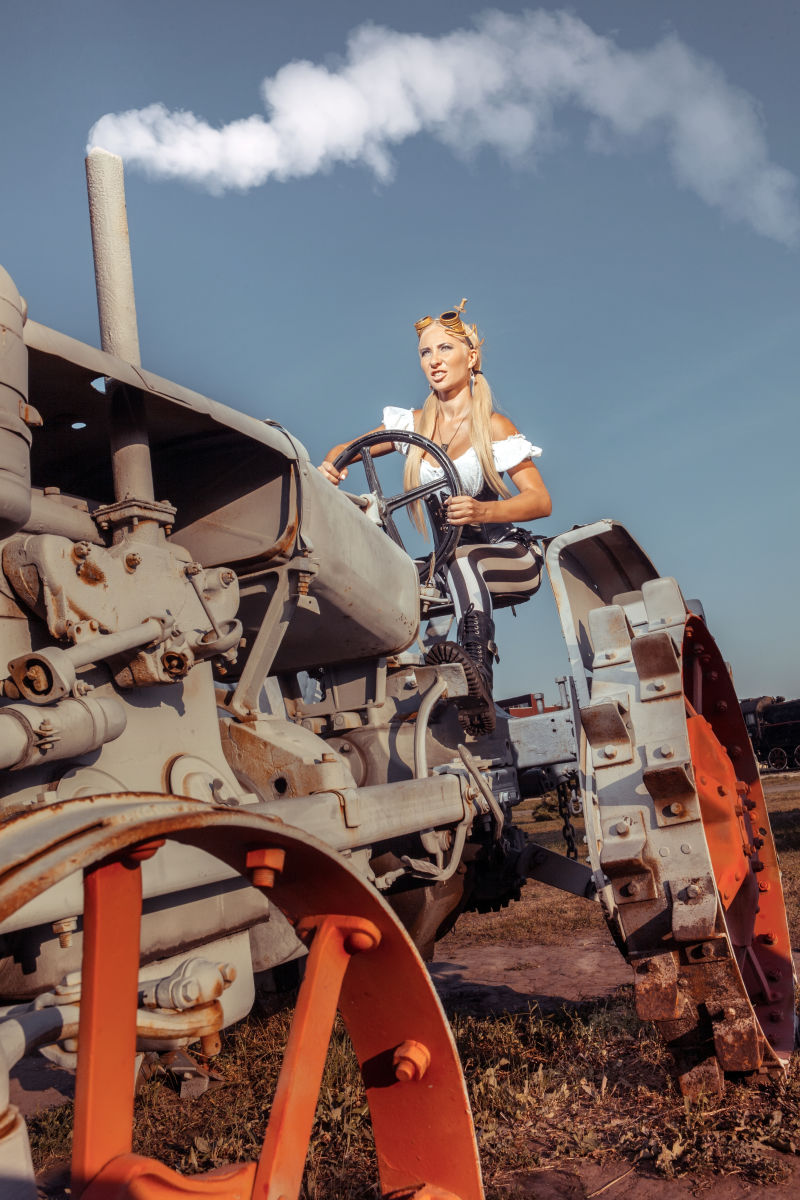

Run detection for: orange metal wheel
[[669, 616, 796, 1089], [0, 798, 483, 1200]]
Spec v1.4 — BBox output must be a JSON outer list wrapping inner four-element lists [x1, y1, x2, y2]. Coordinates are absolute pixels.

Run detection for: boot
[[426, 604, 497, 733]]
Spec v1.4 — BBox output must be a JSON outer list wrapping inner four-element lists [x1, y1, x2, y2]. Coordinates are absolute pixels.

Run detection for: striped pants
[[444, 538, 544, 626]]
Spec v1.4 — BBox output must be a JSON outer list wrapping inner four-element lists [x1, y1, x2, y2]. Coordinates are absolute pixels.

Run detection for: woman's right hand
[[317, 459, 348, 486]]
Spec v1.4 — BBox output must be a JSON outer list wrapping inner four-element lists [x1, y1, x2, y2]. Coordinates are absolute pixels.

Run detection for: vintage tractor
[[0, 151, 794, 1199]]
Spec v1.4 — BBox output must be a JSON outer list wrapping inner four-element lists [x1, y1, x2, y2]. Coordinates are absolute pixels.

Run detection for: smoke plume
[[88, 9, 799, 244]]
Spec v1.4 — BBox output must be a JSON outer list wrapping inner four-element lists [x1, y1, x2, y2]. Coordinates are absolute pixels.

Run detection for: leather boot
[[425, 604, 497, 733]]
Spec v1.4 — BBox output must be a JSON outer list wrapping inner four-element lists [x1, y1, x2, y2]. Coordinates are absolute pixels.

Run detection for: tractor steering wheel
[[332, 430, 463, 579]]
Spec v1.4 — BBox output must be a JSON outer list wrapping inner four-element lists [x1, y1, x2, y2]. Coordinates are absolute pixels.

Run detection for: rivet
[[680, 844, 691, 854], [659, 847, 669, 857], [668, 802, 685, 817]]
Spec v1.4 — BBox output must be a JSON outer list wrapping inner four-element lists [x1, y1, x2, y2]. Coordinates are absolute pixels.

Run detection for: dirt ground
[[12, 770, 800, 1199]]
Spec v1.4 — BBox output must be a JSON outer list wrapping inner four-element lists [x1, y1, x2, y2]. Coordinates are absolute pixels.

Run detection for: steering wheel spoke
[[385, 477, 447, 513], [360, 447, 382, 496]]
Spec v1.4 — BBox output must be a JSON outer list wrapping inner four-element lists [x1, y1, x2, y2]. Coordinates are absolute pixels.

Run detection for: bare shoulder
[[490, 411, 521, 439]]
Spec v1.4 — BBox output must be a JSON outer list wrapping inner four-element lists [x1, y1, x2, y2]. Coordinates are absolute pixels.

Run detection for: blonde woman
[[319, 302, 551, 730]]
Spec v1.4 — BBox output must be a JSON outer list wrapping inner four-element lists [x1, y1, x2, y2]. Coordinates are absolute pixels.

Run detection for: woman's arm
[[444, 412, 552, 525], [318, 425, 398, 486]]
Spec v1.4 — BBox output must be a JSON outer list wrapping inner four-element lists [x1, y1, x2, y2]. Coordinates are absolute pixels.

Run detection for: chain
[[556, 771, 581, 860]]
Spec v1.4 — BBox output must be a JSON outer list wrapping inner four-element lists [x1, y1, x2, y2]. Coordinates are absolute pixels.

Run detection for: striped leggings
[[444, 538, 544, 625]]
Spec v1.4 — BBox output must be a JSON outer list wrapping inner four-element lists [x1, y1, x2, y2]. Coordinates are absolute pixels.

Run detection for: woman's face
[[418, 323, 477, 397]]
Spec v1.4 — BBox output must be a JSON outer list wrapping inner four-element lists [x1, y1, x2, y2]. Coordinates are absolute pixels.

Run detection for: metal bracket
[[580, 694, 634, 768]]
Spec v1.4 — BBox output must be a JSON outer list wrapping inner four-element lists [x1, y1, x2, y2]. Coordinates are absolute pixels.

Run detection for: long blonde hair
[[405, 318, 511, 532]]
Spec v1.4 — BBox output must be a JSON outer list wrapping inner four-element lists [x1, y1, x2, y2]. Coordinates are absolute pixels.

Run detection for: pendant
[[441, 442, 450, 453]]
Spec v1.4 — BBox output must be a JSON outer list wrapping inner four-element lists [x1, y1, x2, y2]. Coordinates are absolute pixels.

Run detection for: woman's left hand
[[444, 495, 488, 525]]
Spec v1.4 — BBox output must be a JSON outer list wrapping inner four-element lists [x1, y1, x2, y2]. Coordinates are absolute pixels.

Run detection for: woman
[[319, 301, 551, 731]]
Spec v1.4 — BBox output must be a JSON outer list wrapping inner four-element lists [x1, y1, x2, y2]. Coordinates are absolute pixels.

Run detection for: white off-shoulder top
[[382, 406, 542, 498]]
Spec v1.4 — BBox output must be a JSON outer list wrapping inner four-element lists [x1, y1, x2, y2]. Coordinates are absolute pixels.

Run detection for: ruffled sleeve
[[492, 434, 542, 473], [382, 406, 416, 455]]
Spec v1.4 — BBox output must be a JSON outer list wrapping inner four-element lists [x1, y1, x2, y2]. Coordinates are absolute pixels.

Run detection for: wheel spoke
[[385, 478, 444, 513], [253, 915, 380, 1200], [72, 857, 143, 1195], [360, 448, 382, 497]]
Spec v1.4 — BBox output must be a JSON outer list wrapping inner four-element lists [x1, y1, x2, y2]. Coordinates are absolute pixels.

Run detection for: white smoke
[[88, 9, 799, 245]]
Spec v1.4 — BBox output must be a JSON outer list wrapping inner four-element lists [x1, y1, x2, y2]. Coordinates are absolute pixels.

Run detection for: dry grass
[[28, 780, 800, 1196]]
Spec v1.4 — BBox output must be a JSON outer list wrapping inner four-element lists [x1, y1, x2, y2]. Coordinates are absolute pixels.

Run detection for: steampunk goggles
[[414, 299, 476, 344]]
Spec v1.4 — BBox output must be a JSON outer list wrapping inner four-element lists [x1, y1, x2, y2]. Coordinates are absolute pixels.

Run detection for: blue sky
[[2, 2, 798, 702]]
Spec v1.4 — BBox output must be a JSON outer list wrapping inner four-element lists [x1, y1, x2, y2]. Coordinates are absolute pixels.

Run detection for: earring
[[469, 370, 475, 396]]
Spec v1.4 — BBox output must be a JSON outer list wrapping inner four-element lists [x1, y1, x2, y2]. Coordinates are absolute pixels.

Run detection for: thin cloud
[[88, 9, 799, 245]]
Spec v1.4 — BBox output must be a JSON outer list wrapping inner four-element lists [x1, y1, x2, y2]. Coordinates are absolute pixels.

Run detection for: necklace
[[436, 410, 469, 454]]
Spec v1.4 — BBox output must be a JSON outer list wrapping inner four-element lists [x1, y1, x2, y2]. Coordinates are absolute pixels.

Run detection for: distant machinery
[[740, 695, 800, 771]]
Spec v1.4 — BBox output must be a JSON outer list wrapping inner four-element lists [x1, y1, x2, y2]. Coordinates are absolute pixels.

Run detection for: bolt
[[125, 552, 142, 571], [125, 839, 165, 864], [752, 860, 765, 873], [700, 943, 715, 958], [614, 821, 630, 837], [744, 798, 757, 811], [345, 928, 380, 954], [717, 785, 727, 797], [220, 570, 236, 586], [761, 931, 777, 946], [759, 881, 770, 893], [321, 753, 337, 763], [246, 847, 286, 889], [753, 836, 764, 850], [766, 970, 781, 982], [622, 881, 640, 898], [52, 917, 78, 949], [340, 743, 352, 754], [714, 700, 728, 714], [393, 1040, 431, 1083], [603, 744, 618, 760], [73, 541, 91, 560], [660, 744, 674, 758], [725, 1007, 736, 1020], [652, 679, 666, 692], [667, 802, 685, 817], [184, 562, 202, 578], [219, 963, 237, 984], [201, 1033, 222, 1058], [686, 884, 702, 899], [729, 745, 742, 759]]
